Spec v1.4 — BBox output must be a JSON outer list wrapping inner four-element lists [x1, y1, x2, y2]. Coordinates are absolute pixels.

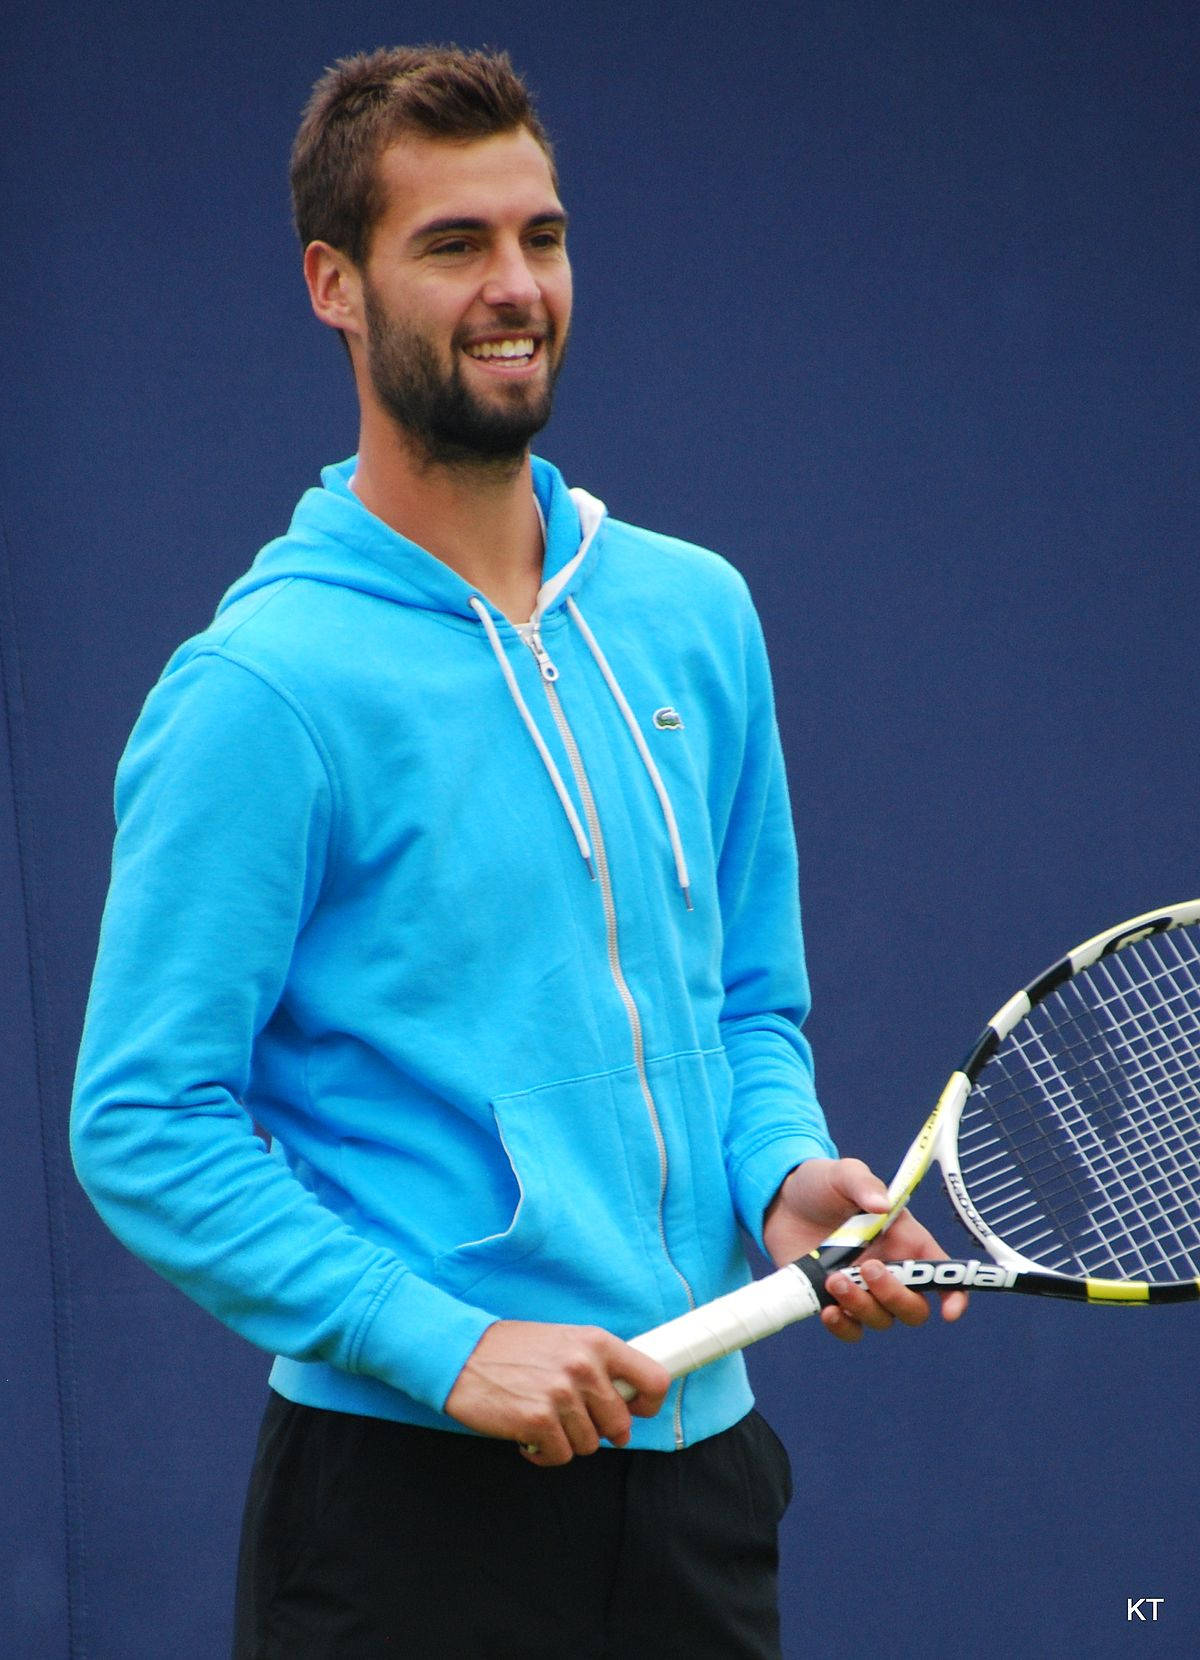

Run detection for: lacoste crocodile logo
[[653, 707, 684, 731]]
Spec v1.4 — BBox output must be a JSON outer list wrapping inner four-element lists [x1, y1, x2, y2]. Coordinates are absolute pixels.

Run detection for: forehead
[[373, 128, 562, 237]]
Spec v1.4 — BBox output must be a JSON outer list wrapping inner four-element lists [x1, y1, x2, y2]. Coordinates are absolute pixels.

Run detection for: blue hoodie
[[71, 455, 836, 1451]]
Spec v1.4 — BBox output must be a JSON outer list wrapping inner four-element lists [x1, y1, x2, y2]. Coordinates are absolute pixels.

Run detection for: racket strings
[[957, 927, 1200, 1281], [992, 981, 1200, 1277]]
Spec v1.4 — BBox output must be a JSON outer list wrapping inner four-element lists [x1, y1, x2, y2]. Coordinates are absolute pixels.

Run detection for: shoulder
[[601, 513, 749, 585], [125, 573, 354, 778], [161, 570, 382, 717], [595, 513, 758, 620]]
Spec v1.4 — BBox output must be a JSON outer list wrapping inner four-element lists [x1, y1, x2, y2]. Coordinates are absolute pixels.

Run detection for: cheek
[[549, 269, 574, 333], [402, 277, 476, 341]]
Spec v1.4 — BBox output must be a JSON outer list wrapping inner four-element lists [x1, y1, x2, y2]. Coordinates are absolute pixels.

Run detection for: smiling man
[[345, 133, 571, 460], [300, 113, 572, 625], [71, 45, 964, 1660]]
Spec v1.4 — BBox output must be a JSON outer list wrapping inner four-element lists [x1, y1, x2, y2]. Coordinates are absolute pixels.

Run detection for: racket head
[[938, 902, 1200, 1290]]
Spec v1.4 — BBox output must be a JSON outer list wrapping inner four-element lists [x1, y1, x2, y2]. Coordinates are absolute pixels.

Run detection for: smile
[[463, 337, 539, 363]]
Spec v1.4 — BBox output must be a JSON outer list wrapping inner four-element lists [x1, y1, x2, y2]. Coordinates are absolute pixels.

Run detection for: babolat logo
[[945, 1172, 995, 1242], [893, 1260, 1017, 1289], [844, 1261, 1017, 1289], [653, 706, 684, 731]]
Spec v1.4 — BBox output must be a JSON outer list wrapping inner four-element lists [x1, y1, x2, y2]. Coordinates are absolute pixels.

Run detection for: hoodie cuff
[[351, 1265, 498, 1412], [730, 1130, 839, 1256]]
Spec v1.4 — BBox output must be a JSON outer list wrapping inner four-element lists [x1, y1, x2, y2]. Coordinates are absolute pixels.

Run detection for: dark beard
[[363, 282, 564, 467]]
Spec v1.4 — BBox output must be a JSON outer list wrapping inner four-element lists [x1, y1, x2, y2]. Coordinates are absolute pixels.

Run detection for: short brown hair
[[290, 45, 556, 267]]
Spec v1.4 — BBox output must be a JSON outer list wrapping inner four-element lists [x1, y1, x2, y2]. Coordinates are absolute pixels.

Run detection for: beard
[[362, 280, 566, 467]]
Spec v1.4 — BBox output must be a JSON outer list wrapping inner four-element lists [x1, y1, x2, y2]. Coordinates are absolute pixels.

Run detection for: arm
[[71, 651, 496, 1410], [713, 588, 838, 1243], [713, 590, 965, 1335]]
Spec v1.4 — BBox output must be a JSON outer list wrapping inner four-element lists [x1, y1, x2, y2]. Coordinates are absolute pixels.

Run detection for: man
[[71, 45, 964, 1659]]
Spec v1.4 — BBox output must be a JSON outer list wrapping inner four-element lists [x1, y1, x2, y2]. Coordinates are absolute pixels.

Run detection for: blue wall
[[3, 3, 1197, 1655]]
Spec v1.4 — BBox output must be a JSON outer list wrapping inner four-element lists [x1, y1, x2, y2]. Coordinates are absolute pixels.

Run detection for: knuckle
[[564, 1351, 592, 1383], [539, 1442, 571, 1466], [597, 1398, 631, 1431]]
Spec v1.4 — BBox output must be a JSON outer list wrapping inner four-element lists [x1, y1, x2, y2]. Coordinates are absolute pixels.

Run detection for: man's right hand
[[444, 1320, 671, 1465]]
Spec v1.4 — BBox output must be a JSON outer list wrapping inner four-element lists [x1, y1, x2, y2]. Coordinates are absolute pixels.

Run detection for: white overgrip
[[520, 1268, 823, 1452], [623, 1264, 824, 1381]]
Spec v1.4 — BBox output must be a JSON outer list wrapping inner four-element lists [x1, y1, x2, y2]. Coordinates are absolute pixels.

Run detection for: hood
[[213, 453, 689, 907], [216, 454, 607, 624]]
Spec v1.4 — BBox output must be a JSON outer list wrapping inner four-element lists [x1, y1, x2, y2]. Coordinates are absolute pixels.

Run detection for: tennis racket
[[625, 900, 1200, 1383]]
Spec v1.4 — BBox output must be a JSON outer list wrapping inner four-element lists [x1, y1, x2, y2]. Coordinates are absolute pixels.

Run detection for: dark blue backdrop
[[3, 3, 1197, 1656]]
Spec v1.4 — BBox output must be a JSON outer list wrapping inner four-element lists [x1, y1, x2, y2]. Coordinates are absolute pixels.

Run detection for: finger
[[519, 1436, 573, 1467], [517, 1414, 575, 1467], [587, 1386, 634, 1449], [620, 1386, 666, 1422], [867, 1206, 941, 1260], [831, 1158, 892, 1216], [521, 1388, 630, 1460], [855, 1258, 931, 1327], [824, 1267, 901, 1332], [609, 1346, 671, 1419], [865, 1210, 970, 1324], [559, 1402, 602, 1458], [819, 1301, 866, 1343], [938, 1287, 970, 1323]]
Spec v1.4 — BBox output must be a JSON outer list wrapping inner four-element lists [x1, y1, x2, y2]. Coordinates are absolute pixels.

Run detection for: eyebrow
[[410, 210, 569, 242]]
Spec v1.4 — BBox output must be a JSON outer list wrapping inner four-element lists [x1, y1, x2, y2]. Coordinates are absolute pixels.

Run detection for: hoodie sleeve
[[71, 650, 495, 1412], [715, 589, 838, 1251]]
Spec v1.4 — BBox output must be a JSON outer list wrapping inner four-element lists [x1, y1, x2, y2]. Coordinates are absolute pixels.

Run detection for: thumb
[[834, 1158, 892, 1216]]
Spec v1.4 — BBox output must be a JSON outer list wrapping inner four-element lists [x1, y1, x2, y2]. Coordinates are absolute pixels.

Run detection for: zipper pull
[[525, 628, 559, 682]]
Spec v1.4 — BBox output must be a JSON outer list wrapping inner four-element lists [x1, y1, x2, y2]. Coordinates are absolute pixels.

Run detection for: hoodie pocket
[[431, 1096, 550, 1293], [430, 1067, 670, 1326]]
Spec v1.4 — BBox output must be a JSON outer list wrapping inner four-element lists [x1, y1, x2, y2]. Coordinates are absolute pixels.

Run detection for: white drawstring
[[469, 597, 596, 880], [470, 590, 692, 909], [566, 598, 693, 911]]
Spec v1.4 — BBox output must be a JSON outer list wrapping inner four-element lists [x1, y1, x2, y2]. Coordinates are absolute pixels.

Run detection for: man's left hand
[[762, 1157, 969, 1342]]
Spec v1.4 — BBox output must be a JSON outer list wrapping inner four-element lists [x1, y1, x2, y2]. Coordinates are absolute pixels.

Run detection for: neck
[[351, 405, 545, 623]]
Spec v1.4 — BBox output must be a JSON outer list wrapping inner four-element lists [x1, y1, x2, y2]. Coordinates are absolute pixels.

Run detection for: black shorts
[[233, 1391, 792, 1659]]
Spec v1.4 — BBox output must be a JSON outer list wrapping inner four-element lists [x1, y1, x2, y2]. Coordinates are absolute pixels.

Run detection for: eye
[[525, 233, 566, 262], [428, 237, 476, 259]]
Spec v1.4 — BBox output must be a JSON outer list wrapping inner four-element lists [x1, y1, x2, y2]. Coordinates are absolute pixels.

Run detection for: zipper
[[525, 629, 559, 683], [520, 622, 696, 1448]]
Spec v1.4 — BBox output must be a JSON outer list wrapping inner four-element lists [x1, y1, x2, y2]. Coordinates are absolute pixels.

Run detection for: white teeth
[[466, 337, 536, 360]]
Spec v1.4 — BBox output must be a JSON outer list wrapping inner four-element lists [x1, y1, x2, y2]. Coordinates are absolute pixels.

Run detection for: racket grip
[[617, 1261, 827, 1385], [520, 1265, 826, 1454]]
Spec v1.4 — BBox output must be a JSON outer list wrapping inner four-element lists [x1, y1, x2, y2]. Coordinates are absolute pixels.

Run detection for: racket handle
[[617, 1260, 826, 1386], [520, 1265, 826, 1454]]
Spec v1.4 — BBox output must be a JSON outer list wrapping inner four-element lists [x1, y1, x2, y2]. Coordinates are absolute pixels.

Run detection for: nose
[[479, 237, 541, 310]]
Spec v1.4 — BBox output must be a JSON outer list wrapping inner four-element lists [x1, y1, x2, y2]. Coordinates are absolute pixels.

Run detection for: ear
[[303, 241, 364, 339]]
